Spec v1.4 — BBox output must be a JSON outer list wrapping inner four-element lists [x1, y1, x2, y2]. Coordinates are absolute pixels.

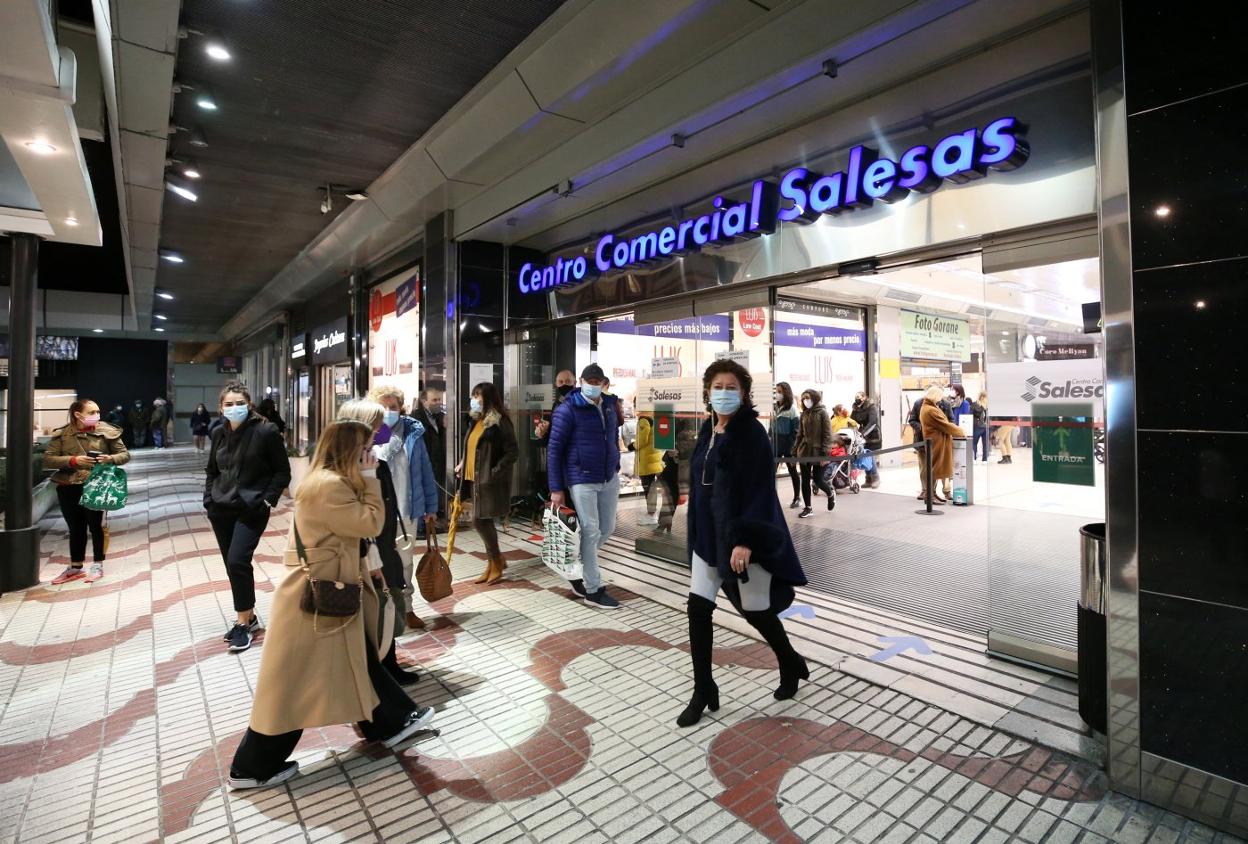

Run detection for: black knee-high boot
[[743, 609, 809, 700], [677, 595, 720, 727]]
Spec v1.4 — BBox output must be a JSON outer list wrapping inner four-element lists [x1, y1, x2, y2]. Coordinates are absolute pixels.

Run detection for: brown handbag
[[294, 521, 362, 618], [415, 531, 453, 603]]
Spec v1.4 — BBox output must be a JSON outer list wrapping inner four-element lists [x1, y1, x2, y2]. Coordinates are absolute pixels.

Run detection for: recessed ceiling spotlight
[[154, 314, 169, 321], [1195, 300, 1207, 310], [157, 291, 175, 300], [196, 95, 217, 111], [205, 43, 231, 61], [92, 328, 104, 333], [183, 167, 201, 179], [1155, 204, 1171, 218], [188, 130, 209, 148], [65, 216, 79, 226], [167, 183, 198, 202], [155, 327, 166, 332], [25, 140, 57, 155], [161, 253, 184, 263]]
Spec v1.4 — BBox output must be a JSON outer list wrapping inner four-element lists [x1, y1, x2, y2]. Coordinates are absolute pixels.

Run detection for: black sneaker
[[383, 706, 436, 749], [798, 507, 814, 519], [228, 761, 299, 791], [789, 498, 802, 509], [227, 623, 254, 653], [584, 588, 621, 610], [827, 492, 835, 511], [223, 614, 261, 642], [569, 579, 588, 599]]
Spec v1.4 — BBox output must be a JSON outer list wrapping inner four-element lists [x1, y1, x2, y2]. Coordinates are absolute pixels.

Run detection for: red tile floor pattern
[[0, 447, 1240, 843]]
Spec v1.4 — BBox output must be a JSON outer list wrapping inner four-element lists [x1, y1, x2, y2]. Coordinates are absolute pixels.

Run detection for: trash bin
[[1077, 522, 1107, 733]]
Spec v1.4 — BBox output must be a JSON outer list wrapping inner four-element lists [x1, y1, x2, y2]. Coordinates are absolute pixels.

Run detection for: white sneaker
[[382, 706, 435, 749], [228, 761, 299, 791]]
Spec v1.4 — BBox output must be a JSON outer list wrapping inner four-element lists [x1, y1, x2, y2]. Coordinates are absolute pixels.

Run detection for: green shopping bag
[[80, 464, 128, 511]]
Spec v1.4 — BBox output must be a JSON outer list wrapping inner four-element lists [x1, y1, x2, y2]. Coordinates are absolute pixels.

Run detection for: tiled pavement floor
[[0, 446, 1241, 843]]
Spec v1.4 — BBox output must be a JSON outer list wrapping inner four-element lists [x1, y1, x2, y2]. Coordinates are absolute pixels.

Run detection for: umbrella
[[444, 491, 464, 567]]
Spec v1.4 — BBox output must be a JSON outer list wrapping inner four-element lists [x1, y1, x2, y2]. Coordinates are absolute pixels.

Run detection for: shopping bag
[[375, 582, 396, 658], [80, 464, 128, 511], [415, 533, 453, 603], [541, 505, 583, 582]]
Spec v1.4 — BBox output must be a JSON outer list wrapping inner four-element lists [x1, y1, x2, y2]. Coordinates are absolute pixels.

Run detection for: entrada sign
[[518, 116, 1028, 295]]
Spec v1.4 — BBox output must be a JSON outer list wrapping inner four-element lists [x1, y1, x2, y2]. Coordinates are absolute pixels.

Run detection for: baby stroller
[[824, 428, 866, 494]]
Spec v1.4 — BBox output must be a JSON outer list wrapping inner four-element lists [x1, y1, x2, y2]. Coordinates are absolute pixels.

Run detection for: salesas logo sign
[[1021, 376, 1104, 402], [519, 116, 1029, 294]]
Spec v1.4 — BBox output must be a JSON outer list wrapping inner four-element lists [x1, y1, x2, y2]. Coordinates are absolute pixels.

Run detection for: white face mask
[[803, 398, 813, 410]]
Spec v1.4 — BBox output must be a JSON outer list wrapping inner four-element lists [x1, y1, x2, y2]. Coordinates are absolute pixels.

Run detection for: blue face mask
[[581, 384, 603, 400], [710, 388, 742, 415], [223, 405, 249, 424], [469, 397, 482, 417], [383, 410, 400, 427]]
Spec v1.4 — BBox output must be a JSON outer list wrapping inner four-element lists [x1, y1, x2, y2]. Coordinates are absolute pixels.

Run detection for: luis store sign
[[519, 116, 1029, 294]]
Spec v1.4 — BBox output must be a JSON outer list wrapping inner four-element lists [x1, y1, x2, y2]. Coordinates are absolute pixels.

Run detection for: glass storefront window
[[366, 270, 422, 411]]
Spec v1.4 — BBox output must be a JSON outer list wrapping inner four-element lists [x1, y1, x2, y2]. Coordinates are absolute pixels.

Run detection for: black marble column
[[1120, 1, 1248, 817]]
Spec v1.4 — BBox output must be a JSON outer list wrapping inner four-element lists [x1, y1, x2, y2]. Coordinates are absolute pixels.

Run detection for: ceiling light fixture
[[167, 183, 198, 202], [205, 43, 231, 61], [188, 130, 209, 148], [154, 314, 169, 321], [157, 291, 176, 300], [1155, 205, 1171, 218], [92, 328, 104, 333], [183, 167, 201, 179], [64, 216, 79, 226], [346, 190, 368, 201], [1195, 300, 1207, 310], [155, 327, 166, 332], [160, 252, 184, 263], [25, 140, 57, 155], [196, 95, 218, 111], [320, 183, 333, 215]]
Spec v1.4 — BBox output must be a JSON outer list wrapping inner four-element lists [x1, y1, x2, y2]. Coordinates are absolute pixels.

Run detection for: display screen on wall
[[0, 335, 79, 360], [900, 310, 971, 361], [217, 356, 241, 374], [366, 268, 421, 405], [310, 317, 350, 365]]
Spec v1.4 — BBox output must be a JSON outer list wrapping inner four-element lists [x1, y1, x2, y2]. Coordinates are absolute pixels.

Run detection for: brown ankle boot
[[485, 556, 504, 585], [474, 558, 493, 584]]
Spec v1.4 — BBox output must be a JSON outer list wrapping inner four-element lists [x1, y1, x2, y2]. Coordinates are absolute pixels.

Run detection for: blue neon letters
[[519, 116, 1028, 294]]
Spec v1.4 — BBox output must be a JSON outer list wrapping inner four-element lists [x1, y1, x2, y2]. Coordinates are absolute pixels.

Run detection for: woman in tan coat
[[919, 384, 967, 504], [793, 389, 834, 519], [228, 420, 434, 790], [43, 399, 130, 584]]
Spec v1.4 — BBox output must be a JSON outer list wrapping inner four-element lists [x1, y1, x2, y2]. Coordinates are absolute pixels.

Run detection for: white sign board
[[521, 384, 553, 409], [991, 358, 1105, 417], [714, 349, 750, 368], [636, 378, 702, 413], [468, 363, 494, 389], [650, 357, 681, 379]]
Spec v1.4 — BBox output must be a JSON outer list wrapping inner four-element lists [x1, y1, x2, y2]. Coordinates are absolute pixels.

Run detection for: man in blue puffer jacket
[[548, 363, 623, 609]]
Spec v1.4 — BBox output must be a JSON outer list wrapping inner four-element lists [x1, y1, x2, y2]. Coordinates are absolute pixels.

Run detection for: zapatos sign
[[519, 116, 1029, 294]]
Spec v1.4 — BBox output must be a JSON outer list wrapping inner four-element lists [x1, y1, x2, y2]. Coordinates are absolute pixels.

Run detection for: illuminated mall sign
[[518, 116, 1029, 295]]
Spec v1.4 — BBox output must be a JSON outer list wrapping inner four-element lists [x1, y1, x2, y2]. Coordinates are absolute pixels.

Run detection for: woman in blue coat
[[678, 359, 810, 728]]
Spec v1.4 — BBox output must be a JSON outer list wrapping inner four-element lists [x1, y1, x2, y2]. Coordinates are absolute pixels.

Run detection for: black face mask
[[556, 384, 574, 398]]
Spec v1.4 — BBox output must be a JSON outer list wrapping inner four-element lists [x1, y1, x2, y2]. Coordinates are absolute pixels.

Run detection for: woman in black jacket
[[205, 382, 291, 654], [850, 392, 882, 488], [454, 382, 519, 585], [190, 403, 212, 454], [678, 360, 809, 728]]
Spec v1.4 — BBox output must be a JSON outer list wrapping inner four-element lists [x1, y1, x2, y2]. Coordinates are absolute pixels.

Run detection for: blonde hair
[[305, 420, 371, 497], [924, 385, 946, 403], [367, 384, 405, 409], [337, 399, 385, 431]]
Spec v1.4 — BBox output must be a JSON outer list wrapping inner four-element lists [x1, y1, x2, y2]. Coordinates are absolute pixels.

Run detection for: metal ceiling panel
[[0, 0, 60, 86], [114, 0, 181, 52], [128, 220, 159, 252], [427, 71, 583, 185], [116, 41, 175, 134], [369, 148, 452, 224], [118, 130, 168, 190], [131, 247, 158, 269], [125, 183, 162, 225], [517, 0, 765, 123]]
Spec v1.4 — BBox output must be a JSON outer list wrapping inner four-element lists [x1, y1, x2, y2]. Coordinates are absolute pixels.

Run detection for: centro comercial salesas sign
[[518, 116, 1029, 295]]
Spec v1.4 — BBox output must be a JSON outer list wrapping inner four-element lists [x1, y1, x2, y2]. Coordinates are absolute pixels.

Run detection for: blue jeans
[[568, 475, 619, 593], [973, 428, 989, 461], [152, 428, 164, 448]]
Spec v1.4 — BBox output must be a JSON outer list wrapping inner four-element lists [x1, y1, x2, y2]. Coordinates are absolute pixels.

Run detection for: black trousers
[[800, 462, 832, 507], [461, 480, 502, 558], [208, 509, 270, 613], [230, 644, 417, 781], [57, 483, 105, 564]]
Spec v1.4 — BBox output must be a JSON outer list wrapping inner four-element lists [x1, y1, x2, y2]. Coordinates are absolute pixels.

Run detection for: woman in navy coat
[[678, 359, 810, 727]]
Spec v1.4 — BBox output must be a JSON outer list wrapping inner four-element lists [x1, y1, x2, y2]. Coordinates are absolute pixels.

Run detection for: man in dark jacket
[[205, 381, 291, 653], [412, 384, 448, 522], [127, 399, 149, 448], [150, 398, 169, 448], [548, 363, 622, 609], [851, 392, 882, 489]]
